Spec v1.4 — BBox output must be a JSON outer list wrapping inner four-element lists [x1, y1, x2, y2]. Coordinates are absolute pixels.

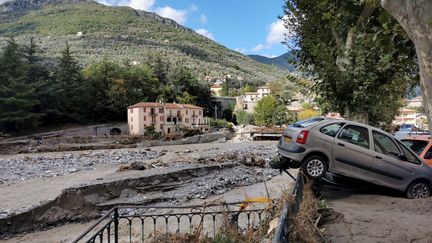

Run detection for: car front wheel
[[406, 181, 431, 199], [302, 155, 327, 180]]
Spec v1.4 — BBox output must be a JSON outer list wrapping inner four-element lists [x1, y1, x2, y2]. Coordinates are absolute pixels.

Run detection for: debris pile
[[0, 150, 161, 184]]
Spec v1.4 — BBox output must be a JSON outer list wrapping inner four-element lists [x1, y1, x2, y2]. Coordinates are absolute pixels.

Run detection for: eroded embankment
[[0, 161, 278, 237]]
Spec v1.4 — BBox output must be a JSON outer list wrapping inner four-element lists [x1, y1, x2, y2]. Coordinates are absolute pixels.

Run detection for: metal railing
[[73, 202, 268, 243], [272, 172, 305, 243]]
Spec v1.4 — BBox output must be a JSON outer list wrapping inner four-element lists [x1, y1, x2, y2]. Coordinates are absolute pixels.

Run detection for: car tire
[[302, 155, 327, 180], [406, 180, 431, 199]]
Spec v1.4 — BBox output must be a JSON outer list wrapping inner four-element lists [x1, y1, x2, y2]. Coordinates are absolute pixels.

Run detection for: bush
[[144, 126, 160, 139]]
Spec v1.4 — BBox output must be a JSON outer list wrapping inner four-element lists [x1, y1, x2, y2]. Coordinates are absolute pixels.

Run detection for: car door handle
[[375, 156, 382, 159], [337, 143, 345, 147]]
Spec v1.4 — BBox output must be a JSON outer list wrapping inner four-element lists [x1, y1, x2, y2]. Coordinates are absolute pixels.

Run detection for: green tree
[[24, 37, 59, 124], [0, 38, 40, 132], [82, 59, 122, 121], [381, 0, 432, 133], [235, 110, 254, 125], [254, 96, 278, 127], [284, 0, 418, 125], [272, 105, 291, 127], [53, 42, 85, 122]]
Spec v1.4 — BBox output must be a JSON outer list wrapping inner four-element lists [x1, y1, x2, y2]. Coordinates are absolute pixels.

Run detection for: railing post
[[114, 208, 119, 243]]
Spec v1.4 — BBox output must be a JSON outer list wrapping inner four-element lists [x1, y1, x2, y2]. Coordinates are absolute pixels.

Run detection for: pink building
[[127, 102, 210, 135]]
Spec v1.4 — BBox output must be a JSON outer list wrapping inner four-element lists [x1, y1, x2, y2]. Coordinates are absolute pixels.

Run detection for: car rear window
[[291, 117, 325, 128], [401, 139, 429, 155]]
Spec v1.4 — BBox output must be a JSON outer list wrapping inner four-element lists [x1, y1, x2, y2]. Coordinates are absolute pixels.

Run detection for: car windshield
[[291, 117, 325, 128], [401, 139, 429, 155]]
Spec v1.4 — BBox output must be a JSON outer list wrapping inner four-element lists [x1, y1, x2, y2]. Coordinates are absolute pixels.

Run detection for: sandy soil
[[320, 177, 432, 243]]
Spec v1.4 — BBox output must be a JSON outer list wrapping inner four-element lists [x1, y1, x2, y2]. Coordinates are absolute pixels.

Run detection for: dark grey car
[[273, 118, 432, 199]]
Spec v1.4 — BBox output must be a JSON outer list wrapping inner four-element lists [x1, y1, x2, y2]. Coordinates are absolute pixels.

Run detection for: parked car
[[401, 135, 432, 167], [393, 124, 428, 140], [271, 118, 432, 199]]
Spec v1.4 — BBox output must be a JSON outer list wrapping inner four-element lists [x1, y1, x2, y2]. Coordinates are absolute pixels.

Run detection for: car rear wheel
[[406, 181, 431, 199], [302, 155, 327, 180]]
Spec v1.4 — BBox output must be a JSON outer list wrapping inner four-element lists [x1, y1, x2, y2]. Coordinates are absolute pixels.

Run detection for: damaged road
[[0, 141, 286, 239]]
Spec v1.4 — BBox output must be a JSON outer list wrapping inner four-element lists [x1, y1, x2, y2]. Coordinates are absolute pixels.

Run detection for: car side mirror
[[424, 152, 432, 160]]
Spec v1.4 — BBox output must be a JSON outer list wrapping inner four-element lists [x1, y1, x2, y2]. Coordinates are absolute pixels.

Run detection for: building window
[[144, 116, 146, 121], [167, 128, 170, 134], [130, 108, 133, 113], [130, 125, 133, 130], [144, 124, 146, 128], [143, 107, 146, 112], [131, 117, 133, 122], [186, 110, 188, 115], [193, 110, 196, 116], [160, 116, 164, 122], [160, 124, 163, 129], [178, 118, 182, 122], [199, 110, 202, 115], [177, 110, 181, 116], [169, 110, 172, 116], [185, 118, 189, 123], [159, 108, 164, 113], [167, 117, 171, 122]]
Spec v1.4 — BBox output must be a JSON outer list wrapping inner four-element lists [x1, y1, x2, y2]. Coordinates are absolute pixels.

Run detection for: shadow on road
[[316, 173, 404, 200]]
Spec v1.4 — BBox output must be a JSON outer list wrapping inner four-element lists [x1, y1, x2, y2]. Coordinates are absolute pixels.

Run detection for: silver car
[[273, 118, 432, 199]]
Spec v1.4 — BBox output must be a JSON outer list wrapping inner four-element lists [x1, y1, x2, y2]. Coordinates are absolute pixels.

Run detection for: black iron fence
[[272, 172, 305, 243], [73, 202, 268, 243]]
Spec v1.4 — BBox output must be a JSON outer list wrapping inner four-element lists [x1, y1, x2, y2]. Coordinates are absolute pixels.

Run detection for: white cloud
[[252, 44, 270, 52], [189, 4, 198, 12], [266, 19, 287, 45], [155, 6, 188, 24], [199, 14, 207, 24], [195, 28, 214, 40], [235, 48, 247, 54], [252, 17, 290, 53], [128, 0, 155, 11], [96, 0, 200, 25]]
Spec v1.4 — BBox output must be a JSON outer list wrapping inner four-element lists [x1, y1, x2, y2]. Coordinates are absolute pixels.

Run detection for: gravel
[[0, 150, 161, 184]]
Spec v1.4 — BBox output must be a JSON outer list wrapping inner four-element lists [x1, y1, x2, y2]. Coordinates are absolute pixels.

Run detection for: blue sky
[[96, 0, 290, 57]]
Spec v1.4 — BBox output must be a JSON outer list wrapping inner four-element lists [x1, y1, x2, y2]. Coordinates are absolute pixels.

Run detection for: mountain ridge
[[249, 52, 296, 72], [0, 0, 287, 83]]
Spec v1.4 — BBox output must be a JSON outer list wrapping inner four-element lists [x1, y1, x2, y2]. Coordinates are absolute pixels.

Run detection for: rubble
[[0, 150, 162, 184]]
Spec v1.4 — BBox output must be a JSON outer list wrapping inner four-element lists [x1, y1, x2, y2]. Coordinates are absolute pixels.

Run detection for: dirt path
[[321, 181, 432, 242]]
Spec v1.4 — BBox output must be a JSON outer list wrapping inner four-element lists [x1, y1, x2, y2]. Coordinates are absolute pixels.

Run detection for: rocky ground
[[0, 150, 162, 184], [0, 141, 285, 240]]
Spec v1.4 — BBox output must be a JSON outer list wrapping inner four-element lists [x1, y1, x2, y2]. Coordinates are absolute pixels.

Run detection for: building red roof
[[210, 85, 222, 88], [128, 102, 204, 110]]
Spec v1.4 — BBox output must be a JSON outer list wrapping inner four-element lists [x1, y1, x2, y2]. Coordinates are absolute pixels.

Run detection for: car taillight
[[296, 130, 309, 144]]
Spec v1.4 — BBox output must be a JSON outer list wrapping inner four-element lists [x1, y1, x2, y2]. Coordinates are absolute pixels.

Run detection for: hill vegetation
[[0, 0, 288, 84]]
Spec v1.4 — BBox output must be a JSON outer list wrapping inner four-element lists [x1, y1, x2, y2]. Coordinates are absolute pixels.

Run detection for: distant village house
[[128, 102, 210, 135]]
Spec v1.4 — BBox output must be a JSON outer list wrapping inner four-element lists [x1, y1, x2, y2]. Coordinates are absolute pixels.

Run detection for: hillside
[[0, 0, 287, 83], [249, 52, 296, 72]]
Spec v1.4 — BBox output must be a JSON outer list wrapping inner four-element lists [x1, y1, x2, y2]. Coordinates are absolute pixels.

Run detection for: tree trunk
[[382, 0, 432, 133]]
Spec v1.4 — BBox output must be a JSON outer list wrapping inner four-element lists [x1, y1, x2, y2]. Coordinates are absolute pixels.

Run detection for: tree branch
[[331, 27, 344, 49], [356, 0, 381, 30]]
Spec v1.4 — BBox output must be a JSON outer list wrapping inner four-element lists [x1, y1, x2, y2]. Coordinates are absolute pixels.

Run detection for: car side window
[[338, 125, 370, 149], [424, 146, 432, 160], [372, 131, 401, 157], [320, 123, 344, 137], [398, 141, 421, 164]]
